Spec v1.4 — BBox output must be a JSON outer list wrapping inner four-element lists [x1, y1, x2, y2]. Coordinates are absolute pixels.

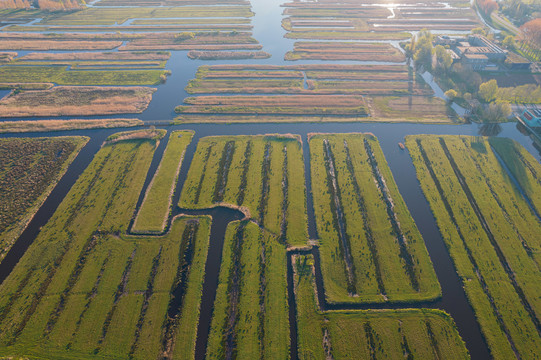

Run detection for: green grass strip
[[294, 254, 468, 359], [132, 130, 194, 234]]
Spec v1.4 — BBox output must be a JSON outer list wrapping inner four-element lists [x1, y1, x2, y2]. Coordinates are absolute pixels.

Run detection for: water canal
[[0, 0, 540, 358]]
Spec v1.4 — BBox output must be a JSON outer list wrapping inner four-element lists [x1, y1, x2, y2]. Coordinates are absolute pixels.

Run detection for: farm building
[[466, 35, 507, 60], [521, 108, 541, 127], [462, 53, 489, 70]]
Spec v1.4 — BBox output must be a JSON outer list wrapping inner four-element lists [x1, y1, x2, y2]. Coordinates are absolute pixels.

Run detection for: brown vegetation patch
[[18, 51, 171, 61], [200, 70, 304, 78], [176, 95, 368, 115], [0, 52, 17, 63], [0, 118, 143, 133], [304, 71, 409, 80], [105, 128, 165, 144], [187, 50, 270, 60], [121, 43, 262, 51], [0, 86, 156, 117], [182, 94, 364, 107], [98, 0, 248, 5], [204, 64, 408, 72], [0, 83, 54, 90], [285, 42, 405, 62], [369, 96, 458, 122], [0, 40, 122, 51]]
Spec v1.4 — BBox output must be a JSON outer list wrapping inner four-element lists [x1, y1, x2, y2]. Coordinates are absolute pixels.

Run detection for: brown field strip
[[0, 86, 156, 117]]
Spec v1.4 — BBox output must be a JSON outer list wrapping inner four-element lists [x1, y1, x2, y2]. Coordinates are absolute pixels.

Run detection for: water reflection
[[478, 123, 503, 137]]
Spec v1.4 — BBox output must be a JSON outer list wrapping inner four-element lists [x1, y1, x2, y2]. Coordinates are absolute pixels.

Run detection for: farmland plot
[[0, 136, 88, 263], [180, 134, 308, 246], [310, 133, 440, 304], [407, 135, 541, 359], [294, 254, 468, 360], [0, 130, 211, 360]]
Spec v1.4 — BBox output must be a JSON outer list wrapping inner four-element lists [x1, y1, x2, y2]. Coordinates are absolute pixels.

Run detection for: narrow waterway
[[2, 120, 538, 359], [0, 0, 540, 358]]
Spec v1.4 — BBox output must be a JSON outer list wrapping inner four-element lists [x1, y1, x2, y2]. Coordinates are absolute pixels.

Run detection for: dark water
[[1, 0, 541, 358]]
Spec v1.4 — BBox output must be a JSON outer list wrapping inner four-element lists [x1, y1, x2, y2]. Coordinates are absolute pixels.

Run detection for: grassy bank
[[294, 254, 468, 359], [0, 119, 143, 133], [0, 130, 211, 359], [207, 220, 289, 359], [0, 136, 88, 263], [310, 133, 440, 304], [180, 135, 308, 246], [407, 135, 541, 359], [0, 66, 169, 86], [132, 130, 194, 234]]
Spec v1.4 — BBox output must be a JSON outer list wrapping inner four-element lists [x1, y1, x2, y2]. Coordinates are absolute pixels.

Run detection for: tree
[[520, 19, 541, 58], [503, 35, 516, 50], [413, 29, 434, 70], [480, 100, 511, 122], [0, 0, 30, 8], [434, 45, 452, 74], [404, 34, 416, 63], [479, 79, 499, 102], [477, 0, 498, 16], [452, 63, 482, 93], [444, 89, 458, 101], [471, 27, 487, 36]]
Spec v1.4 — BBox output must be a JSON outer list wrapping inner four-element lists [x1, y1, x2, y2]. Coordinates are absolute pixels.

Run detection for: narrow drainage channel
[[0, 126, 506, 360], [385, 138, 491, 360], [178, 206, 244, 360], [297, 133, 491, 359], [441, 139, 541, 337]]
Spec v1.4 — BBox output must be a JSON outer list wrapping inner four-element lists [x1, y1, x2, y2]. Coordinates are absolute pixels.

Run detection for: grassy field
[[185, 78, 304, 94], [407, 135, 541, 359], [185, 65, 433, 95], [197, 64, 409, 72], [0, 31, 260, 53], [284, 30, 411, 41], [281, 0, 478, 38], [0, 66, 168, 86], [0, 119, 143, 133], [40, 6, 254, 25], [98, 0, 250, 6], [17, 52, 170, 62], [371, 96, 461, 123], [285, 42, 405, 62], [309, 133, 440, 304], [489, 137, 541, 216], [132, 130, 194, 234], [180, 135, 308, 246], [206, 220, 289, 359], [176, 95, 369, 116], [13, 51, 169, 70], [0, 82, 54, 90], [187, 50, 270, 60], [294, 254, 469, 360], [175, 64, 446, 123], [6, 24, 253, 32], [0, 7, 254, 27], [0, 130, 212, 359], [0, 136, 88, 263], [0, 86, 156, 117], [0, 40, 122, 51]]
